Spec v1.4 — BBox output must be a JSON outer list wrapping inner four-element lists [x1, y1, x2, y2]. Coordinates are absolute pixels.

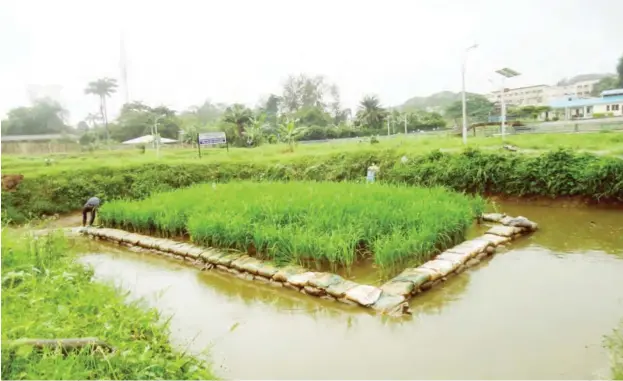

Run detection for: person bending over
[[82, 196, 101, 227]]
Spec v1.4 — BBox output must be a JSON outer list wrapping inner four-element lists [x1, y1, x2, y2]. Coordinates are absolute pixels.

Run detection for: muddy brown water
[[64, 202, 623, 379]]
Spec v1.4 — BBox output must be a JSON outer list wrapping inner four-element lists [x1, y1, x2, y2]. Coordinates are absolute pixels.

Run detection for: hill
[[397, 91, 482, 113], [556, 73, 614, 86]]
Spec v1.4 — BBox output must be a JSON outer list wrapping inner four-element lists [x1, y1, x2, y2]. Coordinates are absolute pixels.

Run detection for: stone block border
[[74, 212, 537, 317]]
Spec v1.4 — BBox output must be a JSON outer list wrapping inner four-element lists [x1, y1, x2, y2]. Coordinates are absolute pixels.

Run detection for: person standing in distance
[[82, 196, 101, 227]]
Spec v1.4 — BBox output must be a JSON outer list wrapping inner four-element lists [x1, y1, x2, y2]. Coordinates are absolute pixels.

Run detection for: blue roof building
[[548, 89, 623, 120]]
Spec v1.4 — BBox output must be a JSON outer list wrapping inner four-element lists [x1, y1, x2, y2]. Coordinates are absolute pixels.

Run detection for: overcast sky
[[1, 0, 622, 124]]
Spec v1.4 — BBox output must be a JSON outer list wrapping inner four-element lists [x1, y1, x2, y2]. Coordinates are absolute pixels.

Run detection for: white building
[[486, 85, 549, 106], [486, 78, 603, 107], [548, 88, 623, 120]]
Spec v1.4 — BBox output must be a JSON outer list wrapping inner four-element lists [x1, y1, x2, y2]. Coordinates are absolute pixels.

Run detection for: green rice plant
[[99, 181, 485, 274]]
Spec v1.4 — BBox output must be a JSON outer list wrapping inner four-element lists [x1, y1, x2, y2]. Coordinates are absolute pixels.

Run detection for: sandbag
[[487, 225, 522, 238], [344, 285, 382, 306], [308, 273, 343, 290], [137, 237, 159, 249], [371, 293, 409, 316], [238, 257, 265, 274], [230, 256, 253, 271], [256, 262, 279, 278], [420, 259, 458, 277], [503, 216, 538, 231], [446, 239, 490, 258], [477, 233, 510, 246], [200, 249, 225, 263], [380, 280, 414, 297], [392, 268, 431, 288], [185, 246, 204, 259], [481, 213, 506, 222], [436, 252, 470, 265], [287, 272, 318, 287], [272, 265, 307, 282], [303, 286, 325, 296], [326, 280, 359, 298], [215, 253, 243, 266]]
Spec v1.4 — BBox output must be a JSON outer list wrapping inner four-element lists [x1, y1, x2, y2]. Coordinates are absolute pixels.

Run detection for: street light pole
[[461, 44, 479, 145], [153, 115, 164, 159], [494, 68, 521, 141]]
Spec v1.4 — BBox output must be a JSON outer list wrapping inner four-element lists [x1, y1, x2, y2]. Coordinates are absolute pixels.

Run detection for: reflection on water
[[78, 202, 623, 380]]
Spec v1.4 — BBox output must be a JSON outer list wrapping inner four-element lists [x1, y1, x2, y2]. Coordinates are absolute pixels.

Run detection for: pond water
[[75, 201, 623, 379]]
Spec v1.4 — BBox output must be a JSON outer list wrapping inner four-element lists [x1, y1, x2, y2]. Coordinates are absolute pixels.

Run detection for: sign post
[[198, 132, 228, 157]]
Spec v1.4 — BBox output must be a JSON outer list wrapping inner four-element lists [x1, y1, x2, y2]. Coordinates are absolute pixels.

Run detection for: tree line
[[3, 53, 621, 147]]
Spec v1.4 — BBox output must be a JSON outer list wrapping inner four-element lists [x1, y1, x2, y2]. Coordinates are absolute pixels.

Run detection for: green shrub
[[2, 148, 622, 225]]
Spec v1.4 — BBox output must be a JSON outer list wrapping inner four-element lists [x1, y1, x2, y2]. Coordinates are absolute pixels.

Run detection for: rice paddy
[[99, 181, 485, 273]]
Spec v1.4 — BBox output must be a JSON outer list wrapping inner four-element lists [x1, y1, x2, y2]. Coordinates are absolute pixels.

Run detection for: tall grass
[[0, 229, 215, 380], [99, 181, 485, 273]]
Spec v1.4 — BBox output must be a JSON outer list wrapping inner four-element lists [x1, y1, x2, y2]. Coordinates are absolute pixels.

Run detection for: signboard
[[198, 132, 227, 146]]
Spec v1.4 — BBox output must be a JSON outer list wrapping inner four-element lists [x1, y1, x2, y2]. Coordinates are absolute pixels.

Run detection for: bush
[[2, 148, 622, 224]]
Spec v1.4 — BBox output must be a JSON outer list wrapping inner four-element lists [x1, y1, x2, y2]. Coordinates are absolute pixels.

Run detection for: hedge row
[[2, 148, 622, 223]]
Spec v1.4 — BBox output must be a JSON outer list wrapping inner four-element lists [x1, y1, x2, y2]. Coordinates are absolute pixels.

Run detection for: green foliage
[[113, 102, 179, 142], [278, 119, 307, 151], [591, 76, 620, 97], [84, 78, 118, 144], [1, 99, 70, 136], [99, 182, 483, 273], [0, 230, 214, 380], [355, 95, 388, 130], [445, 94, 494, 123], [3, 146, 621, 226]]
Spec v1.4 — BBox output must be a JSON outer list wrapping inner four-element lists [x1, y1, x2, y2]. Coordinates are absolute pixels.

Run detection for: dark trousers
[[82, 205, 97, 226]]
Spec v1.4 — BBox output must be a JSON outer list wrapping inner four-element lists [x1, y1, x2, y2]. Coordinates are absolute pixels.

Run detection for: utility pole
[[387, 117, 390, 136], [153, 115, 164, 159], [404, 114, 407, 134], [461, 43, 479, 145]]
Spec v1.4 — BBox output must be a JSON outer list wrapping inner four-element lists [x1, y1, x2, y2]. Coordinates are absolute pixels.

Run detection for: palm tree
[[85, 78, 118, 145], [222, 104, 253, 138], [356, 95, 387, 129], [85, 113, 101, 129], [278, 119, 307, 152]]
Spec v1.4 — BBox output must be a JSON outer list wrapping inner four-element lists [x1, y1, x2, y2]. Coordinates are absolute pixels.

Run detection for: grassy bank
[[0, 230, 215, 380], [99, 182, 484, 272], [2, 132, 622, 178], [2, 147, 622, 224]]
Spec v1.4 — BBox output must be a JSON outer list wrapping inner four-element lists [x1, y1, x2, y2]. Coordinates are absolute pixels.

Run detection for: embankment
[[0, 230, 215, 379], [77, 213, 538, 317], [3, 148, 622, 222]]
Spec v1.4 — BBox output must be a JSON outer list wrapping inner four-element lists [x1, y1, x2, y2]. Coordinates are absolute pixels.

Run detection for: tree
[[355, 95, 387, 129], [1, 98, 70, 135], [113, 102, 180, 143], [243, 114, 270, 147], [84, 78, 118, 145], [222, 104, 253, 139], [278, 119, 307, 152], [591, 76, 619, 96], [617, 54, 623, 87], [445, 95, 494, 124]]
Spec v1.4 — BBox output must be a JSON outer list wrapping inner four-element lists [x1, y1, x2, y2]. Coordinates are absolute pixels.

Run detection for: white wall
[[593, 102, 623, 116]]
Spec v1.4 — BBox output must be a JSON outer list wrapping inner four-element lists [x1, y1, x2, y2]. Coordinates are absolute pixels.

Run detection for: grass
[[607, 320, 623, 380], [3, 132, 622, 178], [98, 181, 485, 273], [0, 229, 215, 380]]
